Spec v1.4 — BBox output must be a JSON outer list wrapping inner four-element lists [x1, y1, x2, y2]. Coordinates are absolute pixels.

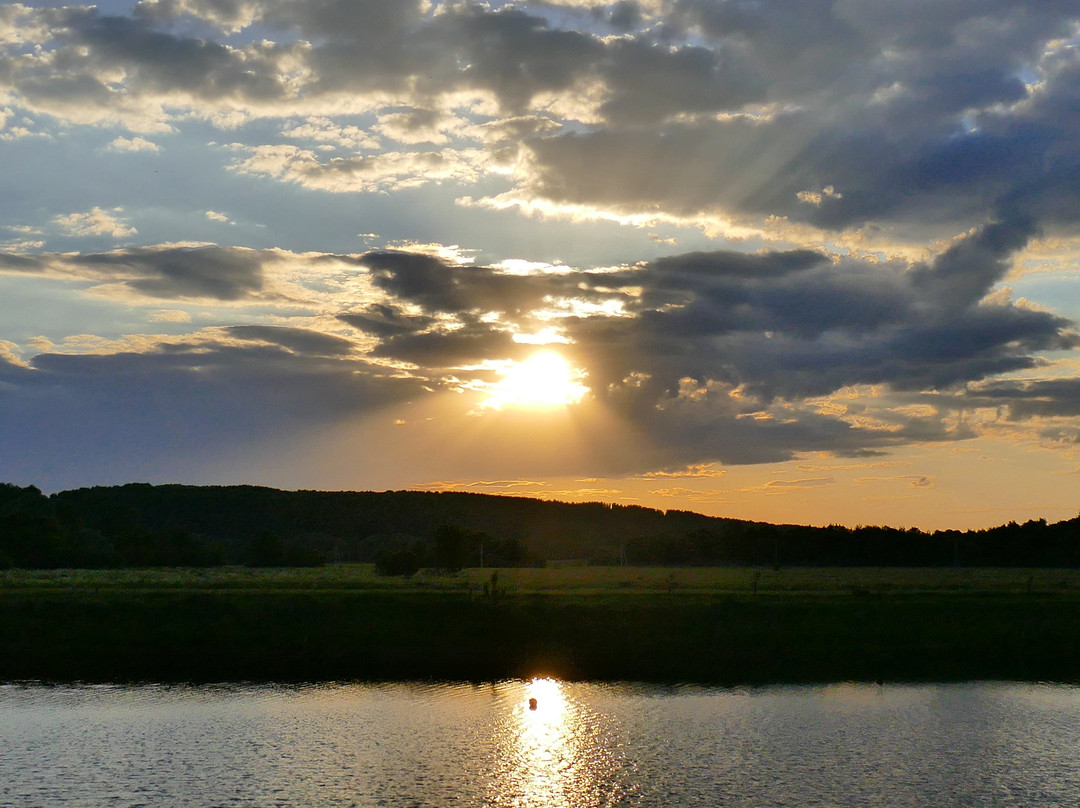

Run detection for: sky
[[1, 0, 1080, 530]]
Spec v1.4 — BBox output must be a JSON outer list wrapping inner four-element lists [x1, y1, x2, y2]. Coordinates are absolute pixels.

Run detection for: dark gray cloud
[[0, 335, 424, 491], [1, 228, 1075, 480], [495, 222, 1067, 412], [82, 246, 271, 300], [508, 3, 1080, 238], [597, 37, 764, 125], [350, 227, 1077, 403], [963, 378, 1080, 420], [426, 6, 604, 113], [369, 321, 523, 368], [909, 216, 1039, 311], [12, 0, 1080, 243], [134, 0, 260, 33], [224, 325, 358, 355], [607, 2, 643, 32], [359, 250, 596, 317], [263, 0, 422, 42], [0, 246, 273, 301], [16, 6, 293, 109], [327, 225, 1078, 465], [337, 304, 435, 338]]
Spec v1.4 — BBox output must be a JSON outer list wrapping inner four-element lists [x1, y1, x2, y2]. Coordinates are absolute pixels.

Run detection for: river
[[3, 679, 1079, 807]]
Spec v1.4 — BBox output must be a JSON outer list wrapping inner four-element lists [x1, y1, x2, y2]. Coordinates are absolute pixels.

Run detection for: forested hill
[[1, 482, 1079, 569], [5, 483, 723, 569]]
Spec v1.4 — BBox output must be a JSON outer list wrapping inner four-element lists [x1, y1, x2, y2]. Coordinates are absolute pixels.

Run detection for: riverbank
[[3, 566, 1080, 684]]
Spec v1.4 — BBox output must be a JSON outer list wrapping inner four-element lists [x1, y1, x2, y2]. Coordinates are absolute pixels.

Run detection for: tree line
[[0, 482, 1078, 570]]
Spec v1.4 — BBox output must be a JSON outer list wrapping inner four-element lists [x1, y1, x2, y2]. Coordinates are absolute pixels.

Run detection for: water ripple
[[4, 681, 1080, 807]]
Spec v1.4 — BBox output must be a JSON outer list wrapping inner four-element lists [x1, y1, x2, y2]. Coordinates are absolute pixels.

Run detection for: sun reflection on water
[[489, 678, 626, 808]]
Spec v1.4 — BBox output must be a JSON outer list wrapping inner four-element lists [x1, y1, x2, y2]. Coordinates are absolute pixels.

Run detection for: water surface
[[3, 680, 1080, 807]]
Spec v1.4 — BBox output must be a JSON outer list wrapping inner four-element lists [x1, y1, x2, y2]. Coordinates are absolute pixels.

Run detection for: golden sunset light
[[1, 0, 1079, 530], [8, 2, 1080, 803], [483, 352, 589, 411]]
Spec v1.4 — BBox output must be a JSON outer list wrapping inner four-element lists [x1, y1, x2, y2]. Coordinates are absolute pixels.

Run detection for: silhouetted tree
[[374, 546, 422, 576], [243, 530, 286, 567], [434, 524, 469, 572]]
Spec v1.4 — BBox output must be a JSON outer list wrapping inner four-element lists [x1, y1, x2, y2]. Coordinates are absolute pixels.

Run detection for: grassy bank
[[3, 566, 1080, 684]]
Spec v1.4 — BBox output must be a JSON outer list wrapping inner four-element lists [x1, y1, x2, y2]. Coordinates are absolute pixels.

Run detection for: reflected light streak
[[490, 678, 626, 808], [521, 678, 573, 800]]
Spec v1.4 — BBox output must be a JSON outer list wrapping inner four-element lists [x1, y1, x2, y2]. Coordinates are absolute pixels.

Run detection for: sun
[[484, 351, 588, 410]]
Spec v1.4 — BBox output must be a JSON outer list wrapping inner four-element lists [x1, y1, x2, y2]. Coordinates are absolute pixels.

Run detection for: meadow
[[3, 565, 1080, 685], [6, 563, 1080, 595]]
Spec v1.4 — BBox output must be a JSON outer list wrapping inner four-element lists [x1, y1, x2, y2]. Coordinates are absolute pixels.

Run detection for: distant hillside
[[1, 482, 1078, 569], [50, 483, 725, 563]]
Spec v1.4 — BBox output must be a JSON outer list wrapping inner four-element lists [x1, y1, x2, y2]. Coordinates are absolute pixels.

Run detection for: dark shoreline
[[3, 588, 1080, 685]]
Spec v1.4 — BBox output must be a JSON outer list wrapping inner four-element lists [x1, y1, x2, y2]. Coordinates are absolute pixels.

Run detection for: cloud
[[414, 479, 550, 492], [0, 332, 425, 490], [374, 109, 458, 146], [3, 0, 1080, 256], [223, 325, 359, 356], [134, 0, 263, 34], [0, 339, 27, 367], [0, 3, 47, 45], [324, 230, 1076, 468], [54, 207, 137, 239], [635, 463, 726, 479], [855, 474, 938, 489], [557, 224, 1076, 413], [228, 144, 491, 192], [84, 245, 270, 300], [2, 230, 1072, 450], [649, 487, 729, 502], [742, 477, 837, 493], [150, 309, 192, 323], [337, 304, 435, 339], [369, 322, 522, 368], [354, 249, 596, 318], [107, 136, 160, 152], [0, 238, 45, 253], [965, 377, 1080, 420], [280, 117, 381, 150], [0, 245, 275, 302], [0, 230, 1075, 485]]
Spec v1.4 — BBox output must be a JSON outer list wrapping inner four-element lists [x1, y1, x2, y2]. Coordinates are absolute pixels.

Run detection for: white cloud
[[281, 117, 381, 150], [636, 463, 727, 479], [107, 135, 160, 152], [0, 239, 45, 252], [0, 339, 28, 367], [134, 0, 262, 34], [374, 110, 462, 146], [796, 186, 843, 206], [150, 309, 193, 323], [382, 241, 479, 264], [228, 144, 491, 193], [205, 210, 233, 224], [0, 109, 48, 141], [54, 207, 137, 239], [0, 3, 47, 45]]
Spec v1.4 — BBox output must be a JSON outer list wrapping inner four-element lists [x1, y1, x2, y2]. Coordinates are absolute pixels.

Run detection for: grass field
[[5, 563, 1080, 596], [4, 564, 1080, 685]]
